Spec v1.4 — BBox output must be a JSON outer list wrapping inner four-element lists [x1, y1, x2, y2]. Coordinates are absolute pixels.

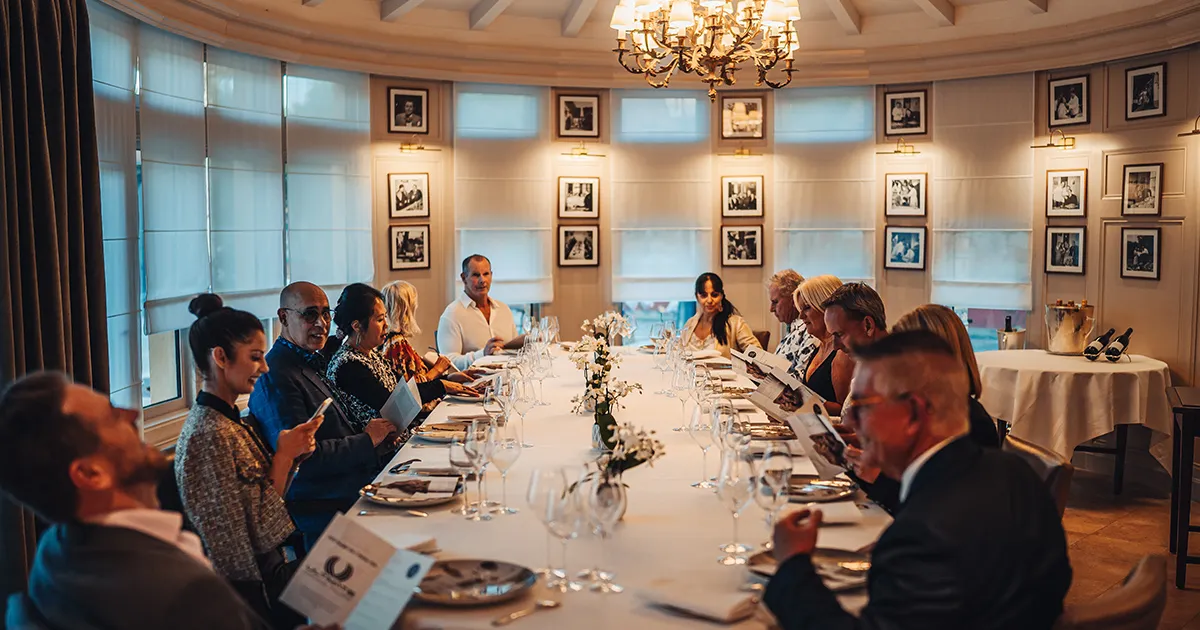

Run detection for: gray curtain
[[0, 0, 109, 621]]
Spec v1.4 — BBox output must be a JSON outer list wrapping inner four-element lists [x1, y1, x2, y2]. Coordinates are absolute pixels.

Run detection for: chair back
[[1002, 435, 1073, 517], [753, 330, 771, 350], [156, 452, 196, 533], [1054, 554, 1166, 630]]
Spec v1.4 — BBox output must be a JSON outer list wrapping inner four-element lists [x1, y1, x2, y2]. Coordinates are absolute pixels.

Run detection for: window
[[620, 301, 696, 346], [140, 328, 182, 407], [952, 307, 1030, 356]]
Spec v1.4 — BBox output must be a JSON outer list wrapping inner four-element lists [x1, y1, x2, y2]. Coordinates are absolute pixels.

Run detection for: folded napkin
[[637, 579, 759, 624], [729, 398, 759, 411], [712, 370, 739, 381], [379, 477, 459, 498], [408, 465, 475, 480], [690, 349, 724, 360]]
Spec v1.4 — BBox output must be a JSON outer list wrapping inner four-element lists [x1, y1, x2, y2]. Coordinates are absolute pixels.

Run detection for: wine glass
[[530, 343, 552, 407], [545, 479, 586, 593], [488, 422, 522, 515], [715, 449, 755, 564], [448, 437, 476, 517], [670, 360, 695, 431], [689, 398, 717, 489], [462, 419, 493, 522], [652, 338, 673, 395], [583, 473, 627, 593], [753, 442, 794, 550], [527, 468, 567, 580], [649, 323, 665, 347]]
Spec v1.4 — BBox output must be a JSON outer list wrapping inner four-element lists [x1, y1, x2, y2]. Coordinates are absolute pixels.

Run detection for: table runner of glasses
[[353, 346, 891, 629]]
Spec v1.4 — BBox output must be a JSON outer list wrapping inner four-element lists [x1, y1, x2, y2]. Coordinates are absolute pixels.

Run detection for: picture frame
[[388, 88, 429, 134], [1046, 169, 1087, 218], [389, 225, 430, 270], [885, 173, 927, 217], [1121, 163, 1163, 216], [884, 90, 927, 136], [387, 173, 430, 218], [721, 175, 764, 218], [557, 94, 600, 138], [720, 95, 765, 139], [1121, 227, 1161, 280], [721, 225, 764, 267], [558, 225, 599, 267], [1045, 226, 1086, 275], [1048, 75, 1089, 127], [884, 226, 927, 270], [558, 177, 599, 219], [1126, 63, 1166, 120]]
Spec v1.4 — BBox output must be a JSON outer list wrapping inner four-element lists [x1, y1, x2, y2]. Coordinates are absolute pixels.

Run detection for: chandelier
[[609, 0, 801, 101]]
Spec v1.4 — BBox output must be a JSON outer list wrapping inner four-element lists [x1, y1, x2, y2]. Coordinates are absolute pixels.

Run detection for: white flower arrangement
[[605, 421, 666, 474], [580, 311, 634, 344]]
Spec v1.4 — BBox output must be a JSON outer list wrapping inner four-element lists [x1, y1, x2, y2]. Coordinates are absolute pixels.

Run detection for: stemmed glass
[[670, 360, 696, 431], [545, 479, 586, 593], [487, 421, 522, 515], [716, 449, 755, 564], [510, 373, 535, 448], [462, 420, 494, 522], [530, 342, 552, 407], [689, 397, 717, 489], [448, 437, 476, 516], [652, 337, 672, 395], [583, 472, 627, 593], [753, 442, 794, 550], [527, 468, 567, 580]]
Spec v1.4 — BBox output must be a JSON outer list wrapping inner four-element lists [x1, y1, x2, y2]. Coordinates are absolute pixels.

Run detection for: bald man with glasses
[[250, 282, 398, 546]]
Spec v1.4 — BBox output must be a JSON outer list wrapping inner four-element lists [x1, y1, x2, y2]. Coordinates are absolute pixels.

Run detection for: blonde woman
[[891, 304, 1000, 448], [793, 275, 855, 414], [379, 281, 480, 385]]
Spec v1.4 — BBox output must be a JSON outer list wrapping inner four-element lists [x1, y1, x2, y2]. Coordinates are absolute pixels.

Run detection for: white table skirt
[[976, 349, 1173, 458], [354, 348, 889, 629]]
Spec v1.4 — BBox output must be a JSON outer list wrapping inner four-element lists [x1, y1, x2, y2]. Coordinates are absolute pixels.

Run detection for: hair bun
[[188, 293, 225, 320]]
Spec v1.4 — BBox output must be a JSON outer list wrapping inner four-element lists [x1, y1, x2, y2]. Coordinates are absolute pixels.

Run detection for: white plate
[[360, 478, 463, 507], [413, 426, 465, 443], [444, 394, 485, 404]]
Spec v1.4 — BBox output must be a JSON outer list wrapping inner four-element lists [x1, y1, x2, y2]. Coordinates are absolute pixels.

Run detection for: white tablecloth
[[354, 348, 890, 629], [976, 349, 1172, 458]]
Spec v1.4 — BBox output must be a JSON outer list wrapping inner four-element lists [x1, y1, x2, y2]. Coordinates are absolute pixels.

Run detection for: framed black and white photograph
[[1126, 63, 1166, 120], [720, 95, 765, 139], [884, 90, 927, 136], [885, 173, 926, 217], [1048, 76, 1089, 127], [1121, 163, 1163, 216], [558, 225, 598, 267], [559, 177, 599, 219], [1046, 169, 1087, 217], [388, 88, 428, 134], [721, 225, 763, 267], [558, 95, 599, 138], [721, 175, 763, 218], [389, 225, 430, 270], [884, 226, 926, 270], [1045, 227, 1085, 275], [387, 173, 429, 218], [1121, 227, 1161, 280]]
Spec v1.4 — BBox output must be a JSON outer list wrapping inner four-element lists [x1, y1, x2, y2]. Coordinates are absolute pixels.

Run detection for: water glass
[[543, 472, 585, 592], [583, 473, 627, 593], [448, 438, 475, 516], [463, 420, 494, 522], [487, 423, 522, 515], [715, 449, 755, 563], [753, 442, 794, 548], [526, 468, 567, 579], [688, 399, 716, 489]]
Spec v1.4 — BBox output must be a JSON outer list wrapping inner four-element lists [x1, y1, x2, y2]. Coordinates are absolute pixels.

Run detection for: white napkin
[[712, 370, 739, 381], [636, 579, 759, 624], [377, 476, 459, 500], [690, 349, 723, 360], [729, 398, 759, 411]]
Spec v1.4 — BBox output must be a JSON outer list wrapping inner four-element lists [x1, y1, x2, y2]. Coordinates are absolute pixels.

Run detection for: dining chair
[[1053, 554, 1166, 630], [753, 330, 770, 350], [1001, 435, 1073, 517]]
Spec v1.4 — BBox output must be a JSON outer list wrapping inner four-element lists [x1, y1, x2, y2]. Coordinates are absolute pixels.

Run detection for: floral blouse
[[379, 332, 430, 383], [776, 318, 819, 378]]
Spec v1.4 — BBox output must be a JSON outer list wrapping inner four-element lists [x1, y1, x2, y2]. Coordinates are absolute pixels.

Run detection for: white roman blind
[[206, 48, 284, 318], [90, 3, 141, 408], [285, 64, 373, 290], [774, 86, 875, 283], [453, 83, 553, 305], [138, 26, 209, 333], [611, 90, 711, 302], [930, 75, 1033, 310]]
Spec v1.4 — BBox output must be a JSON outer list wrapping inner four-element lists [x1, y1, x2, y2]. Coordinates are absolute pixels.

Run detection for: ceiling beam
[[912, 0, 954, 26], [381, 0, 425, 21], [822, 0, 861, 35], [1018, 0, 1048, 13], [468, 0, 515, 30], [561, 0, 598, 37]]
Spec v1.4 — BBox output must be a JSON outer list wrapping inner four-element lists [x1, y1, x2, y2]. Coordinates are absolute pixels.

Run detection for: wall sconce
[[562, 141, 607, 158], [1180, 115, 1200, 138], [718, 146, 758, 158], [398, 135, 441, 154], [1031, 129, 1076, 150], [876, 138, 920, 156]]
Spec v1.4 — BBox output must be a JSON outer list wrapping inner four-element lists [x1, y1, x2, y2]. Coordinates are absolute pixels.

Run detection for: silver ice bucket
[[1044, 302, 1095, 355], [997, 329, 1027, 350]]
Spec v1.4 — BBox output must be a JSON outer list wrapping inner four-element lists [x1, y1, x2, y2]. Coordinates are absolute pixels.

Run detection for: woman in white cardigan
[[681, 272, 762, 358]]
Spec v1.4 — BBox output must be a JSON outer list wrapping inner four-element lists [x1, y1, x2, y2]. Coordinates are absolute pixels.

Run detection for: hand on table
[[483, 337, 505, 356], [443, 381, 481, 398], [773, 508, 823, 563]]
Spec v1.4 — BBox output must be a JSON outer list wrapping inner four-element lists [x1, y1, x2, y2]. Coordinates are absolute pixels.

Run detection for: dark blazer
[[6, 523, 262, 630], [249, 338, 382, 529], [765, 437, 1072, 630]]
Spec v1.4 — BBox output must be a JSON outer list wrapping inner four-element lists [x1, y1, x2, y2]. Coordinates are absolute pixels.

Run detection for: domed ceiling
[[104, 0, 1200, 87]]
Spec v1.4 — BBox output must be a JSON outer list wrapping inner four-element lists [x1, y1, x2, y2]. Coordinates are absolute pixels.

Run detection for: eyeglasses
[[842, 392, 913, 426], [283, 307, 332, 324]]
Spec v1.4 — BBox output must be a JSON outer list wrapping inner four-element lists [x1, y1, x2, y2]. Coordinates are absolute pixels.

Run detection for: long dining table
[[352, 346, 891, 629]]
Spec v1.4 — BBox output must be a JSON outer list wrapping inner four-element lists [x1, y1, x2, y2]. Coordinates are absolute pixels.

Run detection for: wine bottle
[[1004, 316, 1013, 332], [1104, 328, 1134, 363], [1083, 328, 1115, 361]]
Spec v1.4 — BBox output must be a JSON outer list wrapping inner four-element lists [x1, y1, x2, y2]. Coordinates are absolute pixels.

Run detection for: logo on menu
[[324, 556, 354, 582]]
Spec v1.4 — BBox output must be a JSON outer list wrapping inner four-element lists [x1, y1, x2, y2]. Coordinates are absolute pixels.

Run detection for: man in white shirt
[[437, 255, 523, 370]]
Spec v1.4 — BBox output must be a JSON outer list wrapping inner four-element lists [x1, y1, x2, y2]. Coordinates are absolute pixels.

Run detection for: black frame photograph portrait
[[721, 175, 764, 218], [1046, 169, 1087, 218], [721, 225, 764, 267], [1121, 227, 1161, 280], [1121, 163, 1163, 217], [388, 87, 429, 134], [557, 94, 600, 139], [558, 225, 599, 267], [884, 90, 927, 136], [720, 95, 765, 140], [1126, 63, 1166, 120], [884, 226, 927, 271], [389, 224, 431, 270], [885, 173, 927, 217], [558, 176, 599, 219], [1045, 226, 1085, 275], [387, 173, 430, 219], [1048, 75, 1089, 127]]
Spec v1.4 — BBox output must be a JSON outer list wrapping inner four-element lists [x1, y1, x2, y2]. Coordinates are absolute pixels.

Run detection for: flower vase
[[592, 408, 617, 452], [596, 470, 627, 522]]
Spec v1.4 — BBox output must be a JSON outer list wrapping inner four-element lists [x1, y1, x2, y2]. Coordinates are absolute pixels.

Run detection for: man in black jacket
[[765, 331, 1071, 630]]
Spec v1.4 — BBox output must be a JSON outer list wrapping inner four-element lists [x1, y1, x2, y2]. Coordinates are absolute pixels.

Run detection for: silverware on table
[[388, 458, 421, 474], [357, 509, 428, 518], [491, 600, 561, 626]]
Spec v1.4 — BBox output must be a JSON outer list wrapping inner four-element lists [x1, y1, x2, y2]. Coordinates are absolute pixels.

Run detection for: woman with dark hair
[[681, 272, 761, 358], [327, 283, 477, 418], [175, 293, 322, 628]]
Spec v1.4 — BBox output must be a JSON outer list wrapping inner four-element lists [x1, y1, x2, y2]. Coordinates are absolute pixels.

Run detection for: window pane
[[952, 307, 1030, 356], [620, 301, 697, 345], [141, 327, 181, 407]]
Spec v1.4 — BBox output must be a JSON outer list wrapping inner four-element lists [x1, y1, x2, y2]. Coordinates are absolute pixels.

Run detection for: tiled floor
[[1063, 449, 1200, 629]]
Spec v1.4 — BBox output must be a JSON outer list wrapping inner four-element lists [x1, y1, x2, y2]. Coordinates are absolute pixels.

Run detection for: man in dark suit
[[0, 372, 262, 630], [250, 282, 397, 545], [765, 331, 1071, 630]]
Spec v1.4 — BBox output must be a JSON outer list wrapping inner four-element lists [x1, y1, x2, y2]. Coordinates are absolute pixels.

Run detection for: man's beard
[[119, 447, 171, 487]]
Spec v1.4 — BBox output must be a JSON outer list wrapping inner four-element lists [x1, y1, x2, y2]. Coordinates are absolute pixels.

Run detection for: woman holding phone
[[175, 293, 322, 628]]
